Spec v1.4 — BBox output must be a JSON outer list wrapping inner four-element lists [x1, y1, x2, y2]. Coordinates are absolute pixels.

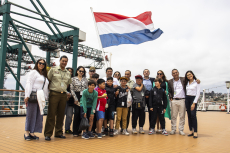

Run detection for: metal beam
[[35, 0, 64, 39], [9, 18, 36, 64], [5, 62, 24, 90], [0, 2, 11, 102], [29, 0, 58, 39], [72, 29, 79, 74]]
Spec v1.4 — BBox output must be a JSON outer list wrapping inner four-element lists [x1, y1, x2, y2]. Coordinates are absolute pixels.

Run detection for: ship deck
[[0, 111, 229, 153]]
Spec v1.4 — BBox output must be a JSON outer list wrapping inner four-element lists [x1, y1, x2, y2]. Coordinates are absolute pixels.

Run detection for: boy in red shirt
[[95, 79, 107, 138]]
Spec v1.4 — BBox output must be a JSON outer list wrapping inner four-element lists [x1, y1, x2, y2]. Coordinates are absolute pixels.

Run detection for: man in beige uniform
[[88, 66, 96, 81], [44, 55, 72, 141]]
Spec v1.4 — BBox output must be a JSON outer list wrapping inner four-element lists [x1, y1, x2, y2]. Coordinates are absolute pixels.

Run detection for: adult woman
[[24, 59, 49, 140], [70, 66, 88, 136], [184, 70, 200, 138], [65, 67, 74, 134], [113, 71, 121, 81], [153, 70, 171, 133]]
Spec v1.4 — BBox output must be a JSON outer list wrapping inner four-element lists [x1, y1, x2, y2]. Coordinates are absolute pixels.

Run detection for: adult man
[[88, 66, 96, 81], [44, 55, 72, 141], [103, 67, 120, 88], [143, 69, 155, 126], [120, 70, 135, 131], [168, 69, 200, 135]]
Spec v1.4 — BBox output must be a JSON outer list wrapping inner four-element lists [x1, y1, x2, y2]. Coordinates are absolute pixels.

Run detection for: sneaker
[[156, 129, 162, 133], [102, 132, 106, 137], [179, 131, 185, 136], [24, 134, 31, 141], [113, 129, 119, 135], [88, 131, 95, 138], [132, 128, 137, 134], [149, 128, 155, 135], [65, 130, 73, 134], [109, 130, 114, 137], [170, 130, 176, 135], [92, 131, 97, 135], [94, 133, 98, 137], [139, 127, 145, 134], [162, 129, 168, 136], [122, 129, 129, 135], [82, 132, 89, 140], [104, 128, 109, 136], [97, 133, 102, 139]]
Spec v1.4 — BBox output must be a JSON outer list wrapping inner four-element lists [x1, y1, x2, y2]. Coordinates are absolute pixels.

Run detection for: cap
[[135, 75, 143, 79], [120, 76, 128, 81], [89, 66, 96, 72]]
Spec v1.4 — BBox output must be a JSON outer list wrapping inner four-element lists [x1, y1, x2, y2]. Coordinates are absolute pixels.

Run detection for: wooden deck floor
[[0, 111, 229, 153]]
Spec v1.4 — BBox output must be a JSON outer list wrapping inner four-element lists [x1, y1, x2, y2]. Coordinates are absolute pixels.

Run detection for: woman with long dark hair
[[64, 67, 74, 134], [24, 59, 49, 140], [153, 70, 171, 133], [113, 71, 121, 81], [70, 66, 88, 137], [184, 70, 200, 138]]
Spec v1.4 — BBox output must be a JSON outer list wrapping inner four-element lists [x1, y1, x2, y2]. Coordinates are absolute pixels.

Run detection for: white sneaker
[[113, 129, 119, 135], [132, 128, 137, 134], [122, 129, 129, 135], [148, 128, 155, 135], [170, 130, 176, 135], [139, 127, 145, 134], [179, 131, 185, 136], [162, 129, 168, 136]]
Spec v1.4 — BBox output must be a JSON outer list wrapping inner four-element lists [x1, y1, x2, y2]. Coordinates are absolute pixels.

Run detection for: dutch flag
[[93, 11, 163, 48]]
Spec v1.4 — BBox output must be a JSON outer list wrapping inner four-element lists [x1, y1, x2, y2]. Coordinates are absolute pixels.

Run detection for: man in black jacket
[[143, 69, 155, 126], [148, 78, 168, 136]]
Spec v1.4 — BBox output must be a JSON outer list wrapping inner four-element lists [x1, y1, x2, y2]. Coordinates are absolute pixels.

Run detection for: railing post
[[72, 29, 79, 74], [18, 92, 21, 115], [202, 89, 206, 112]]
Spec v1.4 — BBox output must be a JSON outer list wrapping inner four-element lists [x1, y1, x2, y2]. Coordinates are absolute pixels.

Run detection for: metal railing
[[0, 89, 48, 116]]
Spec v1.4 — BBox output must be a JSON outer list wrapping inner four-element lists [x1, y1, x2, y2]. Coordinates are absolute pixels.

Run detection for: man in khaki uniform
[[88, 66, 96, 81], [44, 55, 72, 141]]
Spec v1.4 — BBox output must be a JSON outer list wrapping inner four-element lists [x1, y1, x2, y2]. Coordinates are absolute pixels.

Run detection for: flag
[[93, 11, 163, 48]]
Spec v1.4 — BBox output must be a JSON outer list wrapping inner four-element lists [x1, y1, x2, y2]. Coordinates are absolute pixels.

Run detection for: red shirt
[[95, 87, 107, 112]]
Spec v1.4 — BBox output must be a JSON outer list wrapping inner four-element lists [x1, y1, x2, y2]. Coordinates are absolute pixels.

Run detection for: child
[[95, 79, 107, 138], [104, 77, 117, 137], [132, 75, 146, 134], [80, 80, 98, 139], [148, 78, 168, 136], [114, 76, 130, 136], [92, 73, 99, 84]]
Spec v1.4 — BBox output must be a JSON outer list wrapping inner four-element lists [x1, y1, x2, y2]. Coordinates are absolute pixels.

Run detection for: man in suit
[[168, 69, 200, 135], [143, 69, 155, 128]]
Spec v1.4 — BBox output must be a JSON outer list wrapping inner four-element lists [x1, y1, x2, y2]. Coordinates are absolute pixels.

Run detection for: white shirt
[[103, 77, 120, 86], [186, 80, 200, 103], [173, 78, 185, 98], [25, 70, 49, 100]]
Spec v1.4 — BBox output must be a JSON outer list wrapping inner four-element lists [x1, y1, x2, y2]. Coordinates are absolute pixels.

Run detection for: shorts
[[105, 106, 115, 120], [80, 106, 92, 119], [96, 111, 105, 120]]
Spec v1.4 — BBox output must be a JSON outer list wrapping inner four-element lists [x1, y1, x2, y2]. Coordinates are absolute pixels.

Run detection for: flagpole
[[90, 7, 108, 70]]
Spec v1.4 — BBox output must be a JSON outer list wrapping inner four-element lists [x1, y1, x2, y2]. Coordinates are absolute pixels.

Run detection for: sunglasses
[[79, 70, 85, 73], [157, 73, 163, 75], [89, 70, 95, 72], [114, 74, 120, 76], [38, 62, 45, 66]]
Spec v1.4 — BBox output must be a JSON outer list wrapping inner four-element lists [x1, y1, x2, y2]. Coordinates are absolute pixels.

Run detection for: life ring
[[219, 104, 227, 111]]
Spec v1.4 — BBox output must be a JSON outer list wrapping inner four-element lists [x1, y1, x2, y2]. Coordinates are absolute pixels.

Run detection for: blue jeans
[[65, 103, 74, 131]]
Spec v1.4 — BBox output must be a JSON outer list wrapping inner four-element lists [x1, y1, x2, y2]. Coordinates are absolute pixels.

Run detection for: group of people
[[24, 55, 200, 141]]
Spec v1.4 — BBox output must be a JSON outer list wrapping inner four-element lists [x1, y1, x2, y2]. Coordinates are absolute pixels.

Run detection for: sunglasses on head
[[157, 73, 163, 75], [38, 62, 45, 66], [79, 70, 84, 73]]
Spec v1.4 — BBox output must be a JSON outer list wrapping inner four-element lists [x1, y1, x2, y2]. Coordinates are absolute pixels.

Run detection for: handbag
[[28, 77, 46, 103]]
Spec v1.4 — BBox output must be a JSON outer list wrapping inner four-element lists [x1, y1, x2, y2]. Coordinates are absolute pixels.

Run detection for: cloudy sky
[[3, 0, 230, 93]]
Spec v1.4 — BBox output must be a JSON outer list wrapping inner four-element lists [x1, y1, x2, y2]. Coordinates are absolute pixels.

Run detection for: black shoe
[[29, 134, 39, 140], [188, 133, 194, 137], [55, 135, 66, 139], [45, 136, 51, 141], [104, 128, 109, 136], [193, 135, 198, 138], [65, 130, 73, 134], [109, 130, 114, 137], [24, 134, 31, 141]]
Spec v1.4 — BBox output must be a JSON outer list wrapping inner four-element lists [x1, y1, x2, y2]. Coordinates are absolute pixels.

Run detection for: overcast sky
[[3, 0, 230, 93]]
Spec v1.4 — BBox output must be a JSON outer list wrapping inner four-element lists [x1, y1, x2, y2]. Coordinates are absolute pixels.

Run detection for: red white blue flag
[[93, 11, 163, 48]]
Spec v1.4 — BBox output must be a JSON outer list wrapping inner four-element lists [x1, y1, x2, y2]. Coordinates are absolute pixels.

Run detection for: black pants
[[73, 92, 82, 135], [120, 107, 131, 129], [132, 104, 145, 128], [150, 106, 165, 129], [185, 96, 198, 132], [145, 97, 151, 126], [91, 113, 97, 132]]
